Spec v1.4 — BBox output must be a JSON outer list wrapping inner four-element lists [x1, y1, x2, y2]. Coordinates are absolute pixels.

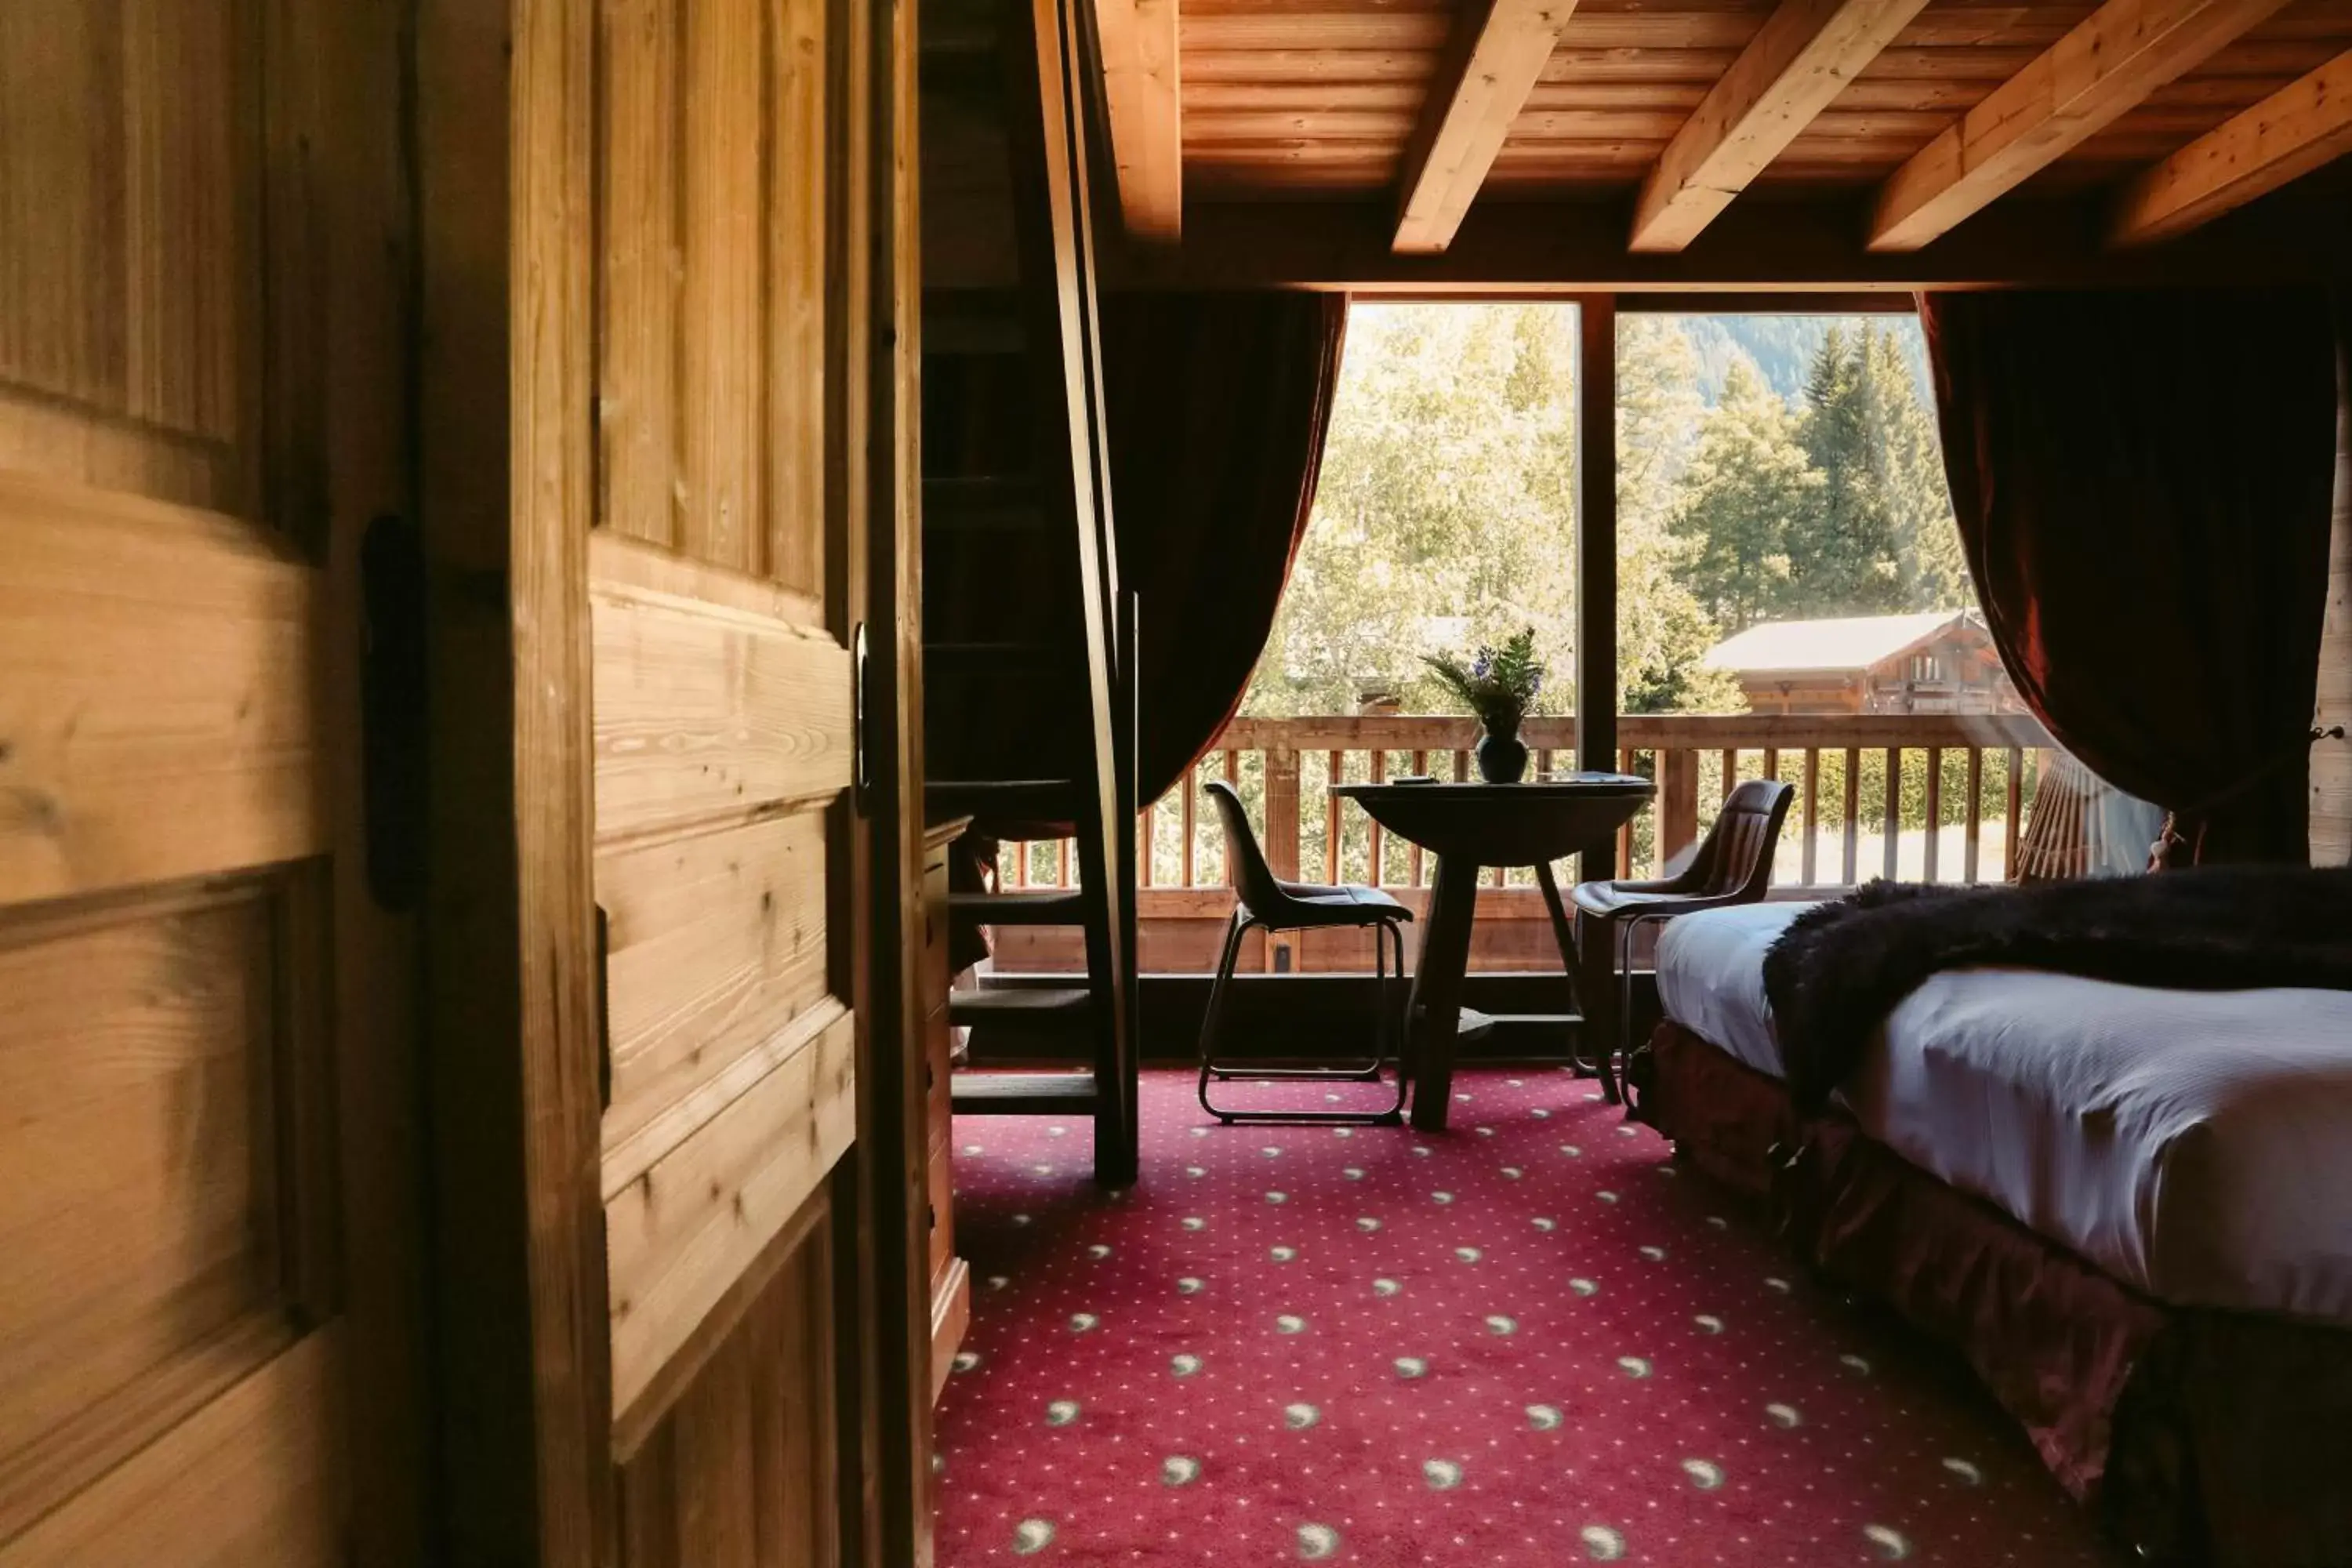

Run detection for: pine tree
[[1668, 357, 1820, 633], [1794, 325, 1906, 616]]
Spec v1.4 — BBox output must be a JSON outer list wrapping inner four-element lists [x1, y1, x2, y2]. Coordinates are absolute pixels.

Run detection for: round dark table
[[1330, 773, 1655, 1131]]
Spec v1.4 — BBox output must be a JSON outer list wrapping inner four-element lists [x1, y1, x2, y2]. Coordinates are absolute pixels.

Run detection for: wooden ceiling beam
[[1094, 0, 1182, 240], [2112, 49, 2352, 245], [1105, 193, 2352, 292], [1392, 0, 1581, 254], [1867, 0, 2293, 252], [1629, 0, 1932, 253]]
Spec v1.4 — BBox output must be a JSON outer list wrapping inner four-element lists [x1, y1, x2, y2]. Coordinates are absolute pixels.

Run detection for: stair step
[[948, 890, 1088, 925], [923, 476, 1047, 534], [950, 1069, 1100, 1116], [927, 778, 1080, 817], [949, 985, 1094, 1028], [926, 641, 1058, 672]]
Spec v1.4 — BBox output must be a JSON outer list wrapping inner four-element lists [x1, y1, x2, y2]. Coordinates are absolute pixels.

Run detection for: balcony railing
[[992, 711, 2057, 974]]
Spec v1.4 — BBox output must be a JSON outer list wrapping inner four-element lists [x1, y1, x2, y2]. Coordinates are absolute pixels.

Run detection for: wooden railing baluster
[[1265, 747, 1301, 881], [1181, 761, 1197, 887], [1324, 750, 1341, 883], [1964, 747, 1983, 884], [1410, 750, 1428, 885], [1841, 746, 1860, 884], [2004, 746, 2023, 881], [1801, 748, 1820, 885], [1616, 746, 1635, 877], [1923, 746, 1944, 882], [1881, 749, 1900, 881], [991, 716, 2049, 916], [1658, 747, 1698, 875]]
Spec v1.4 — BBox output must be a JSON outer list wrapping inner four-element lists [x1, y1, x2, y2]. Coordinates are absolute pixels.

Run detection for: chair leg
[[1199, 916, 1410, 1127], [1613, 916, 1658, 1107], [1196, 913, 1251, 1121]]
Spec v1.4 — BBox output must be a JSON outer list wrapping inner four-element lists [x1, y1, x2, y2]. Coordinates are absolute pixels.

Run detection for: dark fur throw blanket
[[1761, 866, 2352, 1116]]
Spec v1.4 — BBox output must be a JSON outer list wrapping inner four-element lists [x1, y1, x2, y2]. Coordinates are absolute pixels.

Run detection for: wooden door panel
[[0, 0, 412, 1560], [598, 0, 832, 596], [605, 1008, 854, 1416], [0, 874, 332, 1548], [589, 544, 853, 844], [587, 0, 857, 1548], [617, 1205, 838, 1568], [0, 480, 319, 902], [0, 0, 257, 512], [600, 808, 839, 1185], [0, 1331, 340, 1568]]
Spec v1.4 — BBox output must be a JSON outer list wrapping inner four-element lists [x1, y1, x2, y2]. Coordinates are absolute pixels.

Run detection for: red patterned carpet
[[934, 1068, 2119, 1567]]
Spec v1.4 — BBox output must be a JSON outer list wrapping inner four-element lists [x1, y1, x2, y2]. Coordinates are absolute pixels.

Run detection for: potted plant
[[1424, 628, 1545, 783]]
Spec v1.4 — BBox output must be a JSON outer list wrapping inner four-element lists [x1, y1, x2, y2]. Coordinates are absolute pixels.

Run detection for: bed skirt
[[1642, 1019, 2352, 1568]]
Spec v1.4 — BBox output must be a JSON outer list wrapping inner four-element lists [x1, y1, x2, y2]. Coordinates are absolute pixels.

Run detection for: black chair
[[1197, 780, 1414, 1125], [1570, 777, 1795, 1095]]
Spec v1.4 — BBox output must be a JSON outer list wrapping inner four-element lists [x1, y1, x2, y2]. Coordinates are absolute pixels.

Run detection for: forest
[[1243, 303, 1971, 720]]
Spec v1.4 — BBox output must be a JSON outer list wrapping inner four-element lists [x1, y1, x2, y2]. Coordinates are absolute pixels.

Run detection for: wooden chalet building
[[1702, 609, 2025, 714]]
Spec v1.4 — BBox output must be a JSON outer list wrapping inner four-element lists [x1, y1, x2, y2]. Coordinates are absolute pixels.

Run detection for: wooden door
[[564, 0, 931, 1561], [0, 2, 422, 1565]]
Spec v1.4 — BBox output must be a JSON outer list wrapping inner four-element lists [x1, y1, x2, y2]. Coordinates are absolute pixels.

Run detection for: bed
[[1642, 902, 2352, 1568]]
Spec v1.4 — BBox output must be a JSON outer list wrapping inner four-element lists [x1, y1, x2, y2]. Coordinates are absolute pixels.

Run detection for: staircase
[[919, 0, 1139, 1184]]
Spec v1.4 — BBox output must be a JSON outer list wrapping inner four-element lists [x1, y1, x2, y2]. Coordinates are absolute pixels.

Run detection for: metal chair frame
[[1196, 907, 1410, 1126], [1573, 778, 1797, 1098], [1194, 780, 1413, 1127]]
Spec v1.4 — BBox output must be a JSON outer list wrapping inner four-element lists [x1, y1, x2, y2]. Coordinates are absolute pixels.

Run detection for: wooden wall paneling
[[1628, 0, 1932, 252], [1867, 0, 2294, 251], [2111, 49, 2352, 244], [1392, 0, 1584, 253]]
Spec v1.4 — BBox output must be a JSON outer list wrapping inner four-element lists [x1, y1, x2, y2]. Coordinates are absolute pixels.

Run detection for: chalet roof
[[1701, 611, 1984, 677]]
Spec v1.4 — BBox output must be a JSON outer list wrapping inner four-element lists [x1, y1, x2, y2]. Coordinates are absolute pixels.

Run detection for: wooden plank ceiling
[[1093, 0, 2352, 255]]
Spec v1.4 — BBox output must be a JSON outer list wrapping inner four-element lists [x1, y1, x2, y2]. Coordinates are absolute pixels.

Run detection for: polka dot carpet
[[933, 1068, 2121, 1566]]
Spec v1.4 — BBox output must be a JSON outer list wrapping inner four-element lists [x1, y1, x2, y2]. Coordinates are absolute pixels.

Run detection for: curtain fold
[[1102, 290, 1350, 805], [1918, 289, 2339, 866]]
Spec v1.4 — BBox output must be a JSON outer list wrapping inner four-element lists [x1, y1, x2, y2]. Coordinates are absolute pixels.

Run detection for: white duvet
[[1656, 902, 2352, 1324]]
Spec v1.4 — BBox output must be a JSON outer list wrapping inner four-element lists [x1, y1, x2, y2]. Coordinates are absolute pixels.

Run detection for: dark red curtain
[[1918, 289, 2339, 866], [1102, 290, 1349, 804]]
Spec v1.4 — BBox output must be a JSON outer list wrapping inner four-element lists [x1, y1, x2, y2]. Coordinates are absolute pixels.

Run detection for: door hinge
[[360, 514, 427, 913]]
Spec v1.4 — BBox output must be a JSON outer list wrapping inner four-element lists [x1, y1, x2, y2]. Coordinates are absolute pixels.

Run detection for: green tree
[[1613, 319, 1741, 713], [1248, 304, 1578, 717], [1668, 357, 1820, 634]]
